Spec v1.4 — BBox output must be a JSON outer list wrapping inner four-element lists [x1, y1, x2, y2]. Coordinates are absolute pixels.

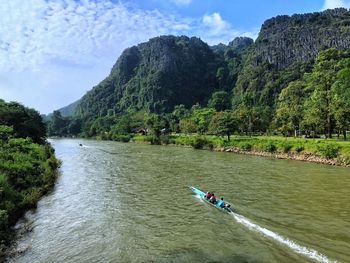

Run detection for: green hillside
[[48, 9, 350, 147]]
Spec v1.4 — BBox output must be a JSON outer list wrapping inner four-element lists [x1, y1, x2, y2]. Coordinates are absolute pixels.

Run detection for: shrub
[[146, 135, 161, 145], [317, 144, 341, 159], [295, 145, 304, 153], [160, 135, 170, 145], [264, 142, 276, 153], [282, 143, 293, 153], [190, 137, 208, 149], [113, 134, 131, 142], [240, 142, 252, 151]]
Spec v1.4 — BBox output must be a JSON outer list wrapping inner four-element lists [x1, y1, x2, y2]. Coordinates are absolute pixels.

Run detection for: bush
[[0, 127, 58, 247], [317, 144, 341, 159], [113, 134, 131, 142], [190, 137, 208, 149], [240, 142, 252, 151], [295, 145, 304, 153], [160, 135, 170, 145], [264, 142, 276, 153], [282, 143, 293, 153], [147, 135, 161, 145]]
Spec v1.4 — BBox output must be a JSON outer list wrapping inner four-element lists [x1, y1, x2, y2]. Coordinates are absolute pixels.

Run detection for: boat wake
[[230, 212, 336, 263]]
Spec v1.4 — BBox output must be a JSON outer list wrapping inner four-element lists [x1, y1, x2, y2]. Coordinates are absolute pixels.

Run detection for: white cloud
[[202, 13, 232, 36], [0, 0, 192, 72], [198, 13, 258, 45], [0, 0, 255, 113], [171, 0, 192, 6], [0, 0, 195, 112], [322, 0, 350, 9]]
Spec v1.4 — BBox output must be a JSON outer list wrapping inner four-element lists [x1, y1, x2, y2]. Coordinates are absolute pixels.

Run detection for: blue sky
[[0, 0, 349, 114]]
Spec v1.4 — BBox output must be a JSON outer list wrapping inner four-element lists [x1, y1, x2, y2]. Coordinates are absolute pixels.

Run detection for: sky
[[0, 0, 349, 114]]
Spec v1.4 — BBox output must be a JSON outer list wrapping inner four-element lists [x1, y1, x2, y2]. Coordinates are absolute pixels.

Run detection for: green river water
[[8, 139, 350, 263]]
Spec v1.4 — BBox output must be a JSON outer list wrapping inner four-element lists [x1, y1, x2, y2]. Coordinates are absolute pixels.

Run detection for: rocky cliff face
[[77, 35, 219, 117], [252, 8, 350, 69], [73, 9, 350, 118]]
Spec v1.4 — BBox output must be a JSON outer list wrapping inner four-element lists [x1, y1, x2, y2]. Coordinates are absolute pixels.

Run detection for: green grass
[[131, 133, 350, 163]]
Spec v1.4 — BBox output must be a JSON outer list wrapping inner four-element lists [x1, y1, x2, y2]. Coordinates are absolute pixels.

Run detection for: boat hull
[[190, 186, 232, 213]]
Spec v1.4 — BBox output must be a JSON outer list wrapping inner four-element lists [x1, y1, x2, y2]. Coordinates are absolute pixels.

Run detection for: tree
[[330, 60, 350, 140], [67, 119, 82, 135], [209, 111, 236, 141], [111, 115, 131, 135], [208, 91, 231, 111], [48, 111, 69, 136], [0, 125, 13, 142], [179, 119, 197, 134], [144, 113, 169, 141], [302, 49, 347, 138], [190, 107, 215, 134], [275, 81, 305, 136], [169, 105, 189, 133], [302, 90, 327, 137], [0, 101, 46, 143]]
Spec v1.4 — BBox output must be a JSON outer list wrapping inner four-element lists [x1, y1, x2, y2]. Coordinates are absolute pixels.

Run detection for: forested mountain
[[57, 100, 80, 117], [233, 8, 350, 109], [76, 35, 223, 118], [50, 8, 350, 140], [43, 100, 80, 122]]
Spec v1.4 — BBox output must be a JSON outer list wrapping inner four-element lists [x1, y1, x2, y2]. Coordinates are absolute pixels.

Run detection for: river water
[[8, 139, 350, 263]]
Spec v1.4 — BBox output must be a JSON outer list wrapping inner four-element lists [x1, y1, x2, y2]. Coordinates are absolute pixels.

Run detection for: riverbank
[[0, 140, 60, 261], [130, 134, 350, 167]]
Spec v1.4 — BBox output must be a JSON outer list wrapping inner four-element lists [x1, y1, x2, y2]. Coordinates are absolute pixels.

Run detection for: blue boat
[[190, 186, 233, 213]]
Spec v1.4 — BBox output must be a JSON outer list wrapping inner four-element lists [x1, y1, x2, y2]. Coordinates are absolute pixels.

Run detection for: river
[[8, 139, 350, 263]]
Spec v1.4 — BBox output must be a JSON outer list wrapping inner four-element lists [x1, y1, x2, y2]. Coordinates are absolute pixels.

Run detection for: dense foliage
[[0, 100, 47, 144], [48, 47, 350, 145], [0, 101, 59, 256], [48, 9, 350, 151]]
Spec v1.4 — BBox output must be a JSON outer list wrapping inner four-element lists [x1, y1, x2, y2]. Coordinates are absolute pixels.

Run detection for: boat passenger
[[205, 192, 213, 199], [217, 197, 225, 208], [209, 195, 216, 204]]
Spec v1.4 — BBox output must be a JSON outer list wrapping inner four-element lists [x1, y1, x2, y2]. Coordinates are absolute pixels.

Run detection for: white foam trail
[[231, 213, 336, 263]]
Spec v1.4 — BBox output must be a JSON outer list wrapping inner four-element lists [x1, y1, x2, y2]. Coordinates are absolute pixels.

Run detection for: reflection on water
[[8, 139, 350, 263]]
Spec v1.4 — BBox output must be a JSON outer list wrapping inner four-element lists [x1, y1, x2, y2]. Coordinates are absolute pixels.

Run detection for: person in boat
[[217, 197, 225, 208], [209, 194, 216, 204], [205, 192, 213, 199]]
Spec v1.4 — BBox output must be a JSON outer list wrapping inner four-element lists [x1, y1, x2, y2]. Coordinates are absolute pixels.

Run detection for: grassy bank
[[0, 128, 60, 259], [131, 134, 350, 166]]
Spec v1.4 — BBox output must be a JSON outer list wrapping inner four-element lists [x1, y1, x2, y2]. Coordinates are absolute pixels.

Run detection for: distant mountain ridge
[[55, 8, 350, 120], [43, 100, 80, 121], [57, 100, 80, 117]]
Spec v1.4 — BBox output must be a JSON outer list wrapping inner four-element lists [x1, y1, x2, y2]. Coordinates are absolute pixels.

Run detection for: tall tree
[[330, 59, 350, 140], [208, 91, 231, 111], [209, 111, 236, 141], [0, 100, 46, 143], [275, 81, 305, 136], [302, 49, 348, 138]]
